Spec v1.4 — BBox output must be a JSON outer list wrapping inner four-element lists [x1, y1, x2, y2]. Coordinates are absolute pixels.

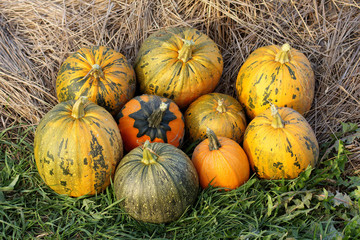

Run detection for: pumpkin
[[114, 141, 199, 223], [192, 128, 250, 190], [56, 46, 136, 115], [134, 27, 223, 108], [116, 94, 185, 152], [34, 97, 123, 197], [243, 104, 319, 179], [236, 43, 315, 119], [184, 93, 247, 143]]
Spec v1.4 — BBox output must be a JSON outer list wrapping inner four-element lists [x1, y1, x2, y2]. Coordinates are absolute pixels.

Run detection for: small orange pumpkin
[[185, 93, 247, 143], [192, 128, 250, 190], [117, 94, 185, 152], [243, 104, 319, 179]]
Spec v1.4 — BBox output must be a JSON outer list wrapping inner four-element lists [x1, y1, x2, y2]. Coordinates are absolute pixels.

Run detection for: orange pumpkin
[[56, 46, 136, 115], [117, 94, 185, 152], [236, 43, 315, 119], [192, 128, 250, 190], [243, 104, 319, 179], [185, 93, 247, 143]]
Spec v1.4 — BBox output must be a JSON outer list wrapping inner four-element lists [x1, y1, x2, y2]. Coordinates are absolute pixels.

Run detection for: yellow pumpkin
[[243, 104, 319, 179], [134, 27, 223, 108], [236, 43, 315, 119], [184, 93, 247, 143], [34, 97, 123, 197], [56, 46, 136, 115]]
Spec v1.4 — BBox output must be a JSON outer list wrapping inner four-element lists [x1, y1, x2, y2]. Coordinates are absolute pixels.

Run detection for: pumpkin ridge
[[155, 160, 184, 209], [219, 142, 249, 184], [145, 57, 179, 85], [281, 130, 311, 176]]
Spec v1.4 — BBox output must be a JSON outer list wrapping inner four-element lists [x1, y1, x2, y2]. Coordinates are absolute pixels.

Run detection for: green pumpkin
[[114, 141, 199, 223]]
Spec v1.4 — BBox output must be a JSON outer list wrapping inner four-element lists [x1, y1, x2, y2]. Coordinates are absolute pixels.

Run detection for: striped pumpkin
[[114, 141, 199, 223], [34, 97, 123, 197], [134, 27, 223, 108], [117, 94, 185, 152], [185, 93, 247, 143], [236, 43, 315, 119], [243, 104, 319, 179], [56, 46, 136, 115]]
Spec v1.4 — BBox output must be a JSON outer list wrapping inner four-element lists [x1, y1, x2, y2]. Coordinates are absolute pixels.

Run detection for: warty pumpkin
[[114, 141, 199, 223], [134, 27, 223, 108], [116, 94, 185, 152], [243, 104, 319, 179], [56, 46, 136, 115], [34, 97, 123, 197], [236, 43, 315, 119], [192, 128, 250, 190], [185, 93, 247, 143]]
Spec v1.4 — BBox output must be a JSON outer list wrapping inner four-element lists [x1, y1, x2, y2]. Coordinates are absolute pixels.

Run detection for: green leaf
[[0, 175, 20, 191], [341, 122, 358, 134], [333, 191, 352, 207], [350, 187, 360, 201], [0, 191, 5, 202], [267, 194, 273, 217], [302, 192, 313, 208], [348, 176, 360, 189]]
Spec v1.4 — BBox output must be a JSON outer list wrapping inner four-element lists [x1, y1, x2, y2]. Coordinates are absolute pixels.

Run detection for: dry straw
[[0, 0, 359, 173]]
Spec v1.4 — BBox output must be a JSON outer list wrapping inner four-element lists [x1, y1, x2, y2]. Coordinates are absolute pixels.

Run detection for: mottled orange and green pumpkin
[[185, 93, 247, 143], [117, 94, 185, 152], [34, 97, 123, 197], [56, 46, 136, 115], [192, 128, 250, 190], [134, 27, 223, 108], [114, 141, 199, 223], [236, 43, 315, 119], [243, 104, 319, 179]]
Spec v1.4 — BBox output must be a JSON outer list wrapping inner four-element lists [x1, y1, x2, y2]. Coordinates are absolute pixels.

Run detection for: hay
[[0, 0, 359, 172]]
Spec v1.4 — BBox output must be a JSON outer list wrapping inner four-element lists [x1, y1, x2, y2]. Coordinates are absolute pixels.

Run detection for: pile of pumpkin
[[34, 27, 319, 223]]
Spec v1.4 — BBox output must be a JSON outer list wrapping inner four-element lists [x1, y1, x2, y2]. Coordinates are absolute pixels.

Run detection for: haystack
[[0, 0, 359, 173]]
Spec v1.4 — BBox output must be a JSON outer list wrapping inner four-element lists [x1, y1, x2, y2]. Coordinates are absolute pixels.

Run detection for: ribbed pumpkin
[[56, 46, 136, 115], [236, 43, 315, 119], [243, 104, 319, 179], [134, 27, 223, 108], [192, 128, 250, 190], [34, 97, 123, 197], [185, 93, 247, 143], [116, 94, 185, 152], [114, 141, 199, 223]]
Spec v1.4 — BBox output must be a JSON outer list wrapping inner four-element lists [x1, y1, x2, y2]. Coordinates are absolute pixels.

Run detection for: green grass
[[1, 124, 360, 239]]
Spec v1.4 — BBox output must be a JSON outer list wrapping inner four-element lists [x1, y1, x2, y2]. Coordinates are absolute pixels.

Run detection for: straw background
[[0, 0, 359, 173]]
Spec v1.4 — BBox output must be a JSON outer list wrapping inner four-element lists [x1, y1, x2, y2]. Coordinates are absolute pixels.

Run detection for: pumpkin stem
[[178, 39, 194, 63], [206, 128, 221, 151], [82, 64, 105, 82], [216, 98, 227, 113], [270, 103, 285, 128], [91, 64, 105, 80], [275, 43, 291, 64], [148, 102, 168, 128], [71, 96, 87, 119], [141, 140, 158, 165]]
